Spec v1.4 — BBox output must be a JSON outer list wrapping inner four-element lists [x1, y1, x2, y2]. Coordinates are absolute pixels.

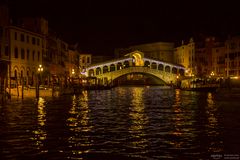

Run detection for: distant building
[[7, 25, 45, 86], [115, 42, 175, 63], [225, 36, 240, 77], [79, 53, 92, 72], [91, 55, 113, 64]]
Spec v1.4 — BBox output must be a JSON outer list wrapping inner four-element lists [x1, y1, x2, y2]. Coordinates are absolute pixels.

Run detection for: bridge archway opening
[[179, 69, 185, 76], [113, 72, 166, 86], [172, 67, 177, 74], [144, 61, 150, 68], [96, 67, 101, 75], [123, 61, 130, 68], [103, 66, 108, 73], [110, 64, 115, 72], [151, 62, 157, 69], [165, 66, 170, 72], [88, 69, 94, 76], [158, 64, 164, 71], [117, 62, 123, 70]]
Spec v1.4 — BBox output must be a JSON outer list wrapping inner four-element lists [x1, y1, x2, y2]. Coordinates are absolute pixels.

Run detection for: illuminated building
[[174, 38, 195, 76]]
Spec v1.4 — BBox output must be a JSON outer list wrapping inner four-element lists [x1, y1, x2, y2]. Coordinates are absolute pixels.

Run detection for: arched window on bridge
[[110, 64, 115, 72], [96, 67, 101, 75], [123, 61, 129, 68], [103, 66, 109, 73], [179, 69, 185, 76], [165, 66, 170, 72], [88, 69, 94, 77], [117, 62, 123, 70], [172, 67, 177, 74], [144, 61, 150, 68], [158, 64, 164, 71], [151, 62, 157, 69]]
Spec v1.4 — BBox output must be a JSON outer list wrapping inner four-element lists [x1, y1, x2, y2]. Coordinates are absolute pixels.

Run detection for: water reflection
[[206, 92, 223, 153], [128, 87, 149, 157], [67, 91, 93, 159], [31, 97, 47, 151]]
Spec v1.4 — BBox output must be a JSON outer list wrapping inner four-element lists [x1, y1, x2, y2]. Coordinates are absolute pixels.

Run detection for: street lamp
[[36, 64, 43, 98], [38, 65, 43, 72]]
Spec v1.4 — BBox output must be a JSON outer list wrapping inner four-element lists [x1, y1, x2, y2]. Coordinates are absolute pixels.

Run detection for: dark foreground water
[[0, 86, 240, 160]]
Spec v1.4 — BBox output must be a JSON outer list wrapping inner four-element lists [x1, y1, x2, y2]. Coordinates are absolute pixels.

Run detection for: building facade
[[225, 36, 240, 77], [7, 26, 45, 86], [174, 38, 195, 76], [115, 42, 175, 63]]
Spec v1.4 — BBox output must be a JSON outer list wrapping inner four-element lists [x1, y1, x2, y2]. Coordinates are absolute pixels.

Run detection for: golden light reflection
[[31, 97, 47, 151], [206, 92, 223, 152], [67, 91, 93, 158], [171, 89, 185, 148], [129, 87, 148, 151]]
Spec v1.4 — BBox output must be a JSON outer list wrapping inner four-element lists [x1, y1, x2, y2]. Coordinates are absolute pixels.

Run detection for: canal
[[0, 86, 240, 159]]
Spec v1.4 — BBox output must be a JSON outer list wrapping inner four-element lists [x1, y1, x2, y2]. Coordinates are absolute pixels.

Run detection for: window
[[21, 49, 25, 59], [14, 47, 18, 58], [27, 49, 29, 60], [5, 46, 9, 56], [87, 57, 90, 63], [32, 37, 36, 45], [20, 34, 25, 42], [82, 57, 85, 63], [38, 51, 40, 61], [32, 50, 35, 61], [15, 32, 17, 40], [26, 36, 29, 43], [37, 39, 40, 46]]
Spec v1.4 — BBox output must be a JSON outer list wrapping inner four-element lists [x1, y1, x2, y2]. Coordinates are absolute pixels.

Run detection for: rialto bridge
[[85, 51, 185, 85]]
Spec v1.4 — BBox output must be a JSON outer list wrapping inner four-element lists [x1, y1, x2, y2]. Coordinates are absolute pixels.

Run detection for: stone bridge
[[85, 51, 185, 85]]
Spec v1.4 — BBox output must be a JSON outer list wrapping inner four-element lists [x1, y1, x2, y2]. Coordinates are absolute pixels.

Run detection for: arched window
[[110, 64, 115, 72], [144, 61, 150, 68], [151, 62, 157, 69], [96, 67, 101, 75], [89, 69, 94, 76], [172, 67, 177, 74], [123, 61, 129, 68], [117, 62, 123, 70], [103, 66, 108, 73], [165, 66, 170, 72], [158, 64, 164, 71]]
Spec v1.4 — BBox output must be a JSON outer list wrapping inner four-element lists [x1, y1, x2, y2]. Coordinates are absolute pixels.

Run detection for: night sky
[[4, 0, 240, 55]]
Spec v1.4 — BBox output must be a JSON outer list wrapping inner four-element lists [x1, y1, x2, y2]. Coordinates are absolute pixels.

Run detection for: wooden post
[[36, 74, 39, 98], [16, 77, 19, 97], [21, 76, 24, 99]]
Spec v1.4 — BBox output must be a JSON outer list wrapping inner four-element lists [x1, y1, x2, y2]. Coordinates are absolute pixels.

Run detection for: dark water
[[0, 86, 240, 160]]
